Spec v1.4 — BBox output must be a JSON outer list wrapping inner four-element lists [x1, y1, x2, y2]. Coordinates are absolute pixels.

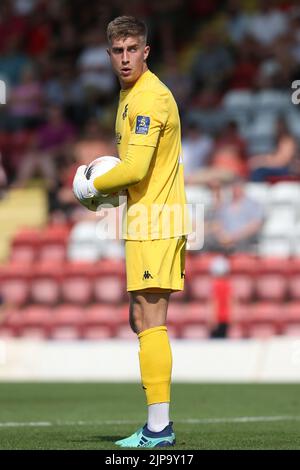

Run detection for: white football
[[84, 155, 125, 211]]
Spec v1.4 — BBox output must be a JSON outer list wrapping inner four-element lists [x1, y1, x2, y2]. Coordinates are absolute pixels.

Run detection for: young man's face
[[108, 36, 150, 89]]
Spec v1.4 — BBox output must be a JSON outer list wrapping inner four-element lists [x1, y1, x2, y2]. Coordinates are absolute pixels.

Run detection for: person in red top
[[209, 255, 232, 338]]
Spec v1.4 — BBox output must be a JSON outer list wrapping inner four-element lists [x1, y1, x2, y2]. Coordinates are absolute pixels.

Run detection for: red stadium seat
[[179, 302, 211, 338], [181, 324, 209, 339], [59, 262, 94, 305], [12, 229, 40, 247], [0, 309, 23, 337], [1, 278, 30, 306], [93, 259, 126, 277], [81, 304, 119, 338], [170, 289, 186, 302], [247, 323, 278, 339], [289, 258, 300, 275], [92, 259, 126, 304], [288, 275, 300, 300], [250, 302, 281, 323], [186, 254, 219, 274], [38, 225, 70, 262], [184, 302, 212, 323], [257, 257, 290, 275], [39, 244, 66, 262], [227, 324, 245, 339], [247, 302, 281, 338], [93, 276, 125, 304], [255, 274, 287, 301], [281, 303, 300, 336], [62, 277, 93, 305], [114, 324, 136, 339], [188, 274, 213, 301], [20, 305, 52, 338], [229, 254, 257, 275], [0, 262, 32, 280], [30, 262, 62, 305], [0, 262, 32, 306], [10, 245, 36, 264], [230, 274, 254, 302], [49, 305, 83, 340], [228, 304, 252, 339]]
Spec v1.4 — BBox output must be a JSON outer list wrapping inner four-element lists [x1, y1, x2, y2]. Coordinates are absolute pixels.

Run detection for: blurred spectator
[[15, 104, 75, 188], [73, 117, 116, 166], [246, 0, 288, 47], [224, 0, 250, 45], [7, 65, 44, 130], [49, 117, 116, 221], [25, 7, 52, 57], [0, 1, 28, 54], [249, 117, 298, 182], [229, 36, 259, 89], [159, 56, 192, 110], [208, 255, 232, 339], [12, 0, 37, 16], [257, 36, 294, 89], [44, 62, 85, 125], [191, 27, 234, 91], [77, 29, 116, 106], [0, 34, 31, 87], [203, 178, 264, 254], [182, 122, 213, 176], [186, 121, 248, 184], [289, 7, 300, 64]]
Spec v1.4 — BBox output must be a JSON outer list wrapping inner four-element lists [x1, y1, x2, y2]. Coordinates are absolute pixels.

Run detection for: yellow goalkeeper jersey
[[94, 69, 191, 240]]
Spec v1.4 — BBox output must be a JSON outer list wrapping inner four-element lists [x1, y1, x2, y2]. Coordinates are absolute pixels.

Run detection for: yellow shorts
[[125, 236, 187, 292]]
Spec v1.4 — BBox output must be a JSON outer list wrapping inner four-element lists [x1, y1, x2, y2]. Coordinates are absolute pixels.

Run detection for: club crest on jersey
[[135, 115, 150, 135], [122, 104, 128, 120]]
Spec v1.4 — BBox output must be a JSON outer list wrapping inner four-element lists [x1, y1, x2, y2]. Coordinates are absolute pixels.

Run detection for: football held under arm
[[93, 144, 156, 194], [93, 90, 167, 194]]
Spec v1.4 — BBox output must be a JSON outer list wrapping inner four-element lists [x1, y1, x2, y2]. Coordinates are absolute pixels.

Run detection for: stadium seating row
[[3, 264, 300, 305], [0, 302, 299, 340]]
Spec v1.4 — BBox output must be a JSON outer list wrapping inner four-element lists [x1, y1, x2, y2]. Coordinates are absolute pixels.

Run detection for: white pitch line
[[0, 416, 299, 428]]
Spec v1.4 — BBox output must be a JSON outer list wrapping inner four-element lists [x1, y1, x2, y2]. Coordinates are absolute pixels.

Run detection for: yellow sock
[[138, 326, 172, 405]]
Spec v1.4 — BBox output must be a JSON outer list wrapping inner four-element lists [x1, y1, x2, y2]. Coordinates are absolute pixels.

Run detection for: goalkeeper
[[73, 15, 191, 448]]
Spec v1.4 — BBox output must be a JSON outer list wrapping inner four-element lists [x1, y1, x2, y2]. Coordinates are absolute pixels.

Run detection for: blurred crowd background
[[1, 0, 300, 339], [1, 0, 300, 213]]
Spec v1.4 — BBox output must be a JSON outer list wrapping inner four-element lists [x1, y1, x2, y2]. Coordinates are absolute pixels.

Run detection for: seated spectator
[[77, 29, 116, 106], [0, 34, 31, 87], [229, 36, 259, 90], [14, 105, 76, 188], [7, 65, 44, 130], [203, 178, 264, 254], [246, 0, 288, 47], [182, 122, 213, 177], [73, 118, 116, 166], [186, 121, 248, 184], [49, 118, 116, 221], [190, 27, 234, 91], [249, 118, 297, 182], [45, 62, 85, 126]]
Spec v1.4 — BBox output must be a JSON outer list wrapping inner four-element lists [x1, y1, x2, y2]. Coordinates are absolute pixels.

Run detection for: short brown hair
[[107, 16, 147, 45]]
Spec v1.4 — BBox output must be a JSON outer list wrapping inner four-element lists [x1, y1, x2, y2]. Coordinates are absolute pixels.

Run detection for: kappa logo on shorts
[[181, 272, 185, 279], [135, 116, 150, 135], [143, 270, 153, 280]]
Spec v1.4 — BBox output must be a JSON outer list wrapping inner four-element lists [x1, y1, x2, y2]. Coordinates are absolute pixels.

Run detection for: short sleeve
[[128, 90, 168, 147]]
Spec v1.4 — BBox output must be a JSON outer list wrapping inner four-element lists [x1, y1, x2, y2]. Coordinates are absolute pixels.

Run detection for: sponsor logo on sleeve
[[135, 115, 150, 135]]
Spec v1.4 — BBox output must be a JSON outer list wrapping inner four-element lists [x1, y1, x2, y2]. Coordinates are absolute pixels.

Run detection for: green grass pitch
[[0, 383, 299, 450]]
